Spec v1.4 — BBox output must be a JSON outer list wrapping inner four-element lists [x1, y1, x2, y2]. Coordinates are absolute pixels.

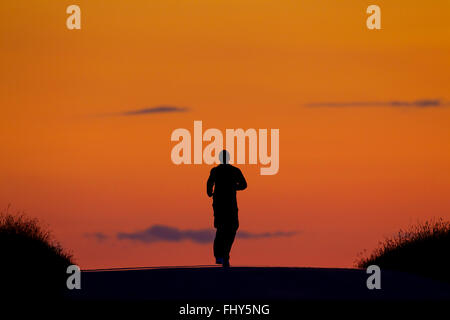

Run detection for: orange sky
[[1, 1, 450, 269]]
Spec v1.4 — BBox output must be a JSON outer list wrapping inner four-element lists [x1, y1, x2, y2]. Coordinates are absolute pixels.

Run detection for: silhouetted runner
[[207, 150, 247, 267]]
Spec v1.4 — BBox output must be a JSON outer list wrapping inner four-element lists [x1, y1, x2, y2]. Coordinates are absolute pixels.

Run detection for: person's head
[[219, 149, 230, 164]]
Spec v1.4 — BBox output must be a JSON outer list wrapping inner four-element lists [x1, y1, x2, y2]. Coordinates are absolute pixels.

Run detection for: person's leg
[[213, 227, 225, 261], [222, 224, 238, 266], [213, 212, 225, 263]]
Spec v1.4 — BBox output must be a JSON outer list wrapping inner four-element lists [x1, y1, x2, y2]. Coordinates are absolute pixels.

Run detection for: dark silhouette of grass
[[0, 208, 74, 300], [356, 218, 450, 283]]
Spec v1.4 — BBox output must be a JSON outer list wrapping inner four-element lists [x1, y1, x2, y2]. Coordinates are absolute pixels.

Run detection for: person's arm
[[206, 168, 215, 197], [236, 169, 247, 191]]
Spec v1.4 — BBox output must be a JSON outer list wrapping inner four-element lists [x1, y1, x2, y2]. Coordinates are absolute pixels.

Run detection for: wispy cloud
[[84, 232, 109, 242], [237, 230, 297, 239], [118, 225, 214, 244], [121, 105, 188, 116], [305, 99, 448, 108], [98, 105, 189, 117], [114, 225, 298, 244]]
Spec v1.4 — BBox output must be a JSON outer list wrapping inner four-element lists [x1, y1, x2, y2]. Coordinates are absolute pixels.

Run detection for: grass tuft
[[356, 218, 450, 283], [0, 207, 74, 300]]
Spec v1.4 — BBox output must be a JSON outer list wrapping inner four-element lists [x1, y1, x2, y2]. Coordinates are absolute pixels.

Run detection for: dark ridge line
[[82, 265, 362, 273], [83, 265, 222, 272]]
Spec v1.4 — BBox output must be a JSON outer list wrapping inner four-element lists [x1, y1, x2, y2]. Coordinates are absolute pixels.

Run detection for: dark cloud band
[[121, 106, 188, 116], [96, 105, 188, 117], [305, 99, 447, 108], [84, 232, 109, 242], [114, 225, 298, 244]]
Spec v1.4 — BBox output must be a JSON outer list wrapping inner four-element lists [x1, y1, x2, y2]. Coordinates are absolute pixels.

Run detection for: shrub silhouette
[[0, 210, 74, 300], [356, 218, 450, 283]]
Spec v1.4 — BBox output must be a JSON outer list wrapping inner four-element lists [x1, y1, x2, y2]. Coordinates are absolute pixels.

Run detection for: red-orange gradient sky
[[1, 1, 450, 269]]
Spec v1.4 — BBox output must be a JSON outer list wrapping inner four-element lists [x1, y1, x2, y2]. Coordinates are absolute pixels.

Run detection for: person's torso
[[212, 165, 240, 207]]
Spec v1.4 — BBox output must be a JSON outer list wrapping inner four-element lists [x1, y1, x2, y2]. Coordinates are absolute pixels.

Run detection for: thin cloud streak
[[96, 105, 189, 117], [237, 230, 298, 239], [121, 105, 188, 116], [84, 232, 109, 242], [115, 225, 298, 244], [305, 99, 448, 108]]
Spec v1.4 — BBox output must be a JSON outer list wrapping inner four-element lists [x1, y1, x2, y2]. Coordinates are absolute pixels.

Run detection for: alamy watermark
[[66, 264, 81, 290], [366, 265, 381, 290], [170, 121, 279, 175], [65, 5, 381, 31]]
